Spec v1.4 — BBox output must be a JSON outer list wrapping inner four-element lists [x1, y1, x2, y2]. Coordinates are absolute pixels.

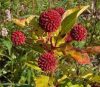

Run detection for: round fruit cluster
[[11, 31, 26, 45], [38, 52, 57, 72], [65, 23, 87, 42], [39, 7, 65, 32]]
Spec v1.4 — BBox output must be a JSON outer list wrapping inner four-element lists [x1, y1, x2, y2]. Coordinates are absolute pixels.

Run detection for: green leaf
[[18, 76, 26, 84], [2, 39, 12, 55], [61, 10, 78, 35], [25, 63, 42, 72]]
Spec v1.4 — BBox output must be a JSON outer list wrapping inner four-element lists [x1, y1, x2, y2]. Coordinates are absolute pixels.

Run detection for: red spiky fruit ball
[[39, 9, 61, 32], [38, 52, 57, 73], [54, 7, 65, 16], [11, 31, 26, 45], [70, 23, 87, 41]]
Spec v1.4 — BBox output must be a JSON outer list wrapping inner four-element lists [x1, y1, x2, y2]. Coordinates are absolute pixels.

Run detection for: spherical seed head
[[70, 23, 87, 41], [11, 31, 26, 45], [38, 52, 57, 72], [39, 9, 61, 32], [54, 7, 65, 16]]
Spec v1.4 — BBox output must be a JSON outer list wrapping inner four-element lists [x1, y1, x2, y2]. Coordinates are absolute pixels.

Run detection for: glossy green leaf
[[61, 10, 78, 35]]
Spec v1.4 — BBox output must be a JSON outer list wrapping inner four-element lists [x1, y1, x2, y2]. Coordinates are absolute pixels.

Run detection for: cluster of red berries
[[38, 52, 57, 72], [39, 7, 87, 42], [11, 31, 26, 45], [65, 23, 87, 42], [11, 7, 65, 45], [39, 7, 65, 32]]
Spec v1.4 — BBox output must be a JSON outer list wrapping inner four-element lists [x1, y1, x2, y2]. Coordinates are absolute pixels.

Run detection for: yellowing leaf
[[25, 63, 42, 72], [35, 75, 49, 87], [12, 15, 35, 27], [61, 45, 90, 64], [68, 50, 90, 64], [26, 15, 35, 24], [77, 5, 89, 18], [62, 5, 89, 21], [62, 5, 89, 33], [62, 7, 79, 20], [12, 18, 26, 27]]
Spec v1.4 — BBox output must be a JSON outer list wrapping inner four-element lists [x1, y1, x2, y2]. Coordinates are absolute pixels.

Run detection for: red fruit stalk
[[38, 52, 57, 72], [70, 23, 87, 41], [11, 31, 26, 45], [65, 33, 73, 42], [39, 9, 61, 32]]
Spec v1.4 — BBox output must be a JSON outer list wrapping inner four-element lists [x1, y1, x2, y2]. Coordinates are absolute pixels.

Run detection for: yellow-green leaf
[[82, 73, 93, 79], [12, 15, 36, 27], [89, 75, 100, 83], [25, 63, 42, 72], [62, 5, 89, 20], [35, 75, 49, 87], [58, 75, 68, 83]]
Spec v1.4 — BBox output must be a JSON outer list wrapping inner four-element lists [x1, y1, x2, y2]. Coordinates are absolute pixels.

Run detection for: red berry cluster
[[65, 24, 87, 42], [38, 52, 57, 72], [11, 31, 26, 45], [39, 9, 61, 32], [70, 23, 87, 41]]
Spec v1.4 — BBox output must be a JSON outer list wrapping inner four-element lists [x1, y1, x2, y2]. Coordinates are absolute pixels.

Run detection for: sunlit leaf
[[12, 18, 26, 27], [35, 75, 49, 87], [82, 73, 93, 79], [12, 15, 35, 27], [68, 50, 90, 64], [58, 75, 68, 83]]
